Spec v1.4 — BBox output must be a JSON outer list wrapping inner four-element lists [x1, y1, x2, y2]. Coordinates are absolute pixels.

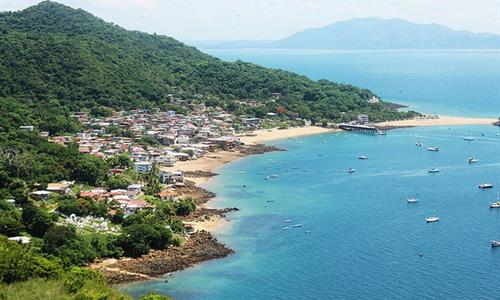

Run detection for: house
[[357, 114, 369, 124], [159, 155, 176, 167], [19, 125, 34, 131], [127, 184, 142, 192], [177, 127, 195, 137], [125, 200, 153, 212], [46, 181, 73, 194], [8, 236, 32, 244], [159, 170, 184, 184], [134, 161, 153, 174], [30, 190, 52, 201], [166, 111, 176, 118], [159, 189, 178, 200], [242, 118, 260, 126]]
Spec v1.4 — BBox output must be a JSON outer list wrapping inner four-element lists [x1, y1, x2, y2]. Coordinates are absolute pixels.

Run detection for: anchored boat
[[479, 183, 493, 189], [426, 216, 440, 223]]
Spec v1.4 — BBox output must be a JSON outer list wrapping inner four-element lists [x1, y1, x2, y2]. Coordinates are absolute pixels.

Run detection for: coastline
[[92, 126, 332, 285], [95, 118, 497, 286]]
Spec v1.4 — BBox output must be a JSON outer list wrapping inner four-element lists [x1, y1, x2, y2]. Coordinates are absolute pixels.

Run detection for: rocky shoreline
[[91, 231, 234, 285], [91, 143, 283, 285]]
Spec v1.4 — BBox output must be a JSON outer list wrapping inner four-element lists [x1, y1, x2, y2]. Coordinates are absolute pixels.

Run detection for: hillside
[[195, 18, 500, 49], [0, 1, 414, 134]]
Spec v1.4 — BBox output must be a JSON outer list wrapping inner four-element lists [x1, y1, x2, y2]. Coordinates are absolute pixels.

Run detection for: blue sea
[[123, 50, 500, 299]]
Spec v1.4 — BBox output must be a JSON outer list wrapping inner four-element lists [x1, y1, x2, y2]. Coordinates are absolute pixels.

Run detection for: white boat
[[479, 183, 493, 189], [416, 142, 423, 147], [427, 147, 439, 152], [407, 197, 418, 203], [491, 240, 500, 248], [426, 216, 440, 223], [292, 224, 302, 228], [347, 168, 356, 173], [285, 220, 292, 223], [428, 168, 440, 173], [489, 202, 500, 209], [283, 227, 289, 230], [463, 136, 475, 141], [468, 158, 479, 164], [270, 174, 279, 178], [358, 155, 368, 160]]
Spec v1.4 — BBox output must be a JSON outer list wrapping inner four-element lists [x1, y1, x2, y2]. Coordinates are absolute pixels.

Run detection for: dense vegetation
[[0, 1, 417, 135]]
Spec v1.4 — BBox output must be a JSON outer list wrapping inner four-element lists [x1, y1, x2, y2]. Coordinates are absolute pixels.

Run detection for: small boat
[[427, 147, 439, 152], [347, 168, 356, 174], [426, 216, 440, 223], [479, 183, 493, 189], [468, 158, 479, 164], [428, 168, 440, 173], [463, 136, 475, 141], [283, 227, 289, 231], [292, 224, 302, 228], [358, 155, 368, 160], [305, 231, 312, 234], [285, 220, 291, 223], [416, 142, 423, 147], [407, 197, 418, 203], [376, 131, 387, 136], [266, 200, 275, 203], [489, 202, 500, 209], [491, 241, 500, 248], [270, 174, 279, 178]]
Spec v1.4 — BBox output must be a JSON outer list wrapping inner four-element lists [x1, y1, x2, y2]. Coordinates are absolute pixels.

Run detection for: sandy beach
[[377, 116, 497, 127], [239, 126, 338, 144]]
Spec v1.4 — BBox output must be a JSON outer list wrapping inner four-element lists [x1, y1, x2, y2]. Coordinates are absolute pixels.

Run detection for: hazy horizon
[[0, 0, 499, 41]]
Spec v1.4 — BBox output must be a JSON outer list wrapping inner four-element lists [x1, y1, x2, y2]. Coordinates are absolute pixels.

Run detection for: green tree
[[42, 225, 96, 266], [175, 198, 196, 216], [21, 201, 54, 238]]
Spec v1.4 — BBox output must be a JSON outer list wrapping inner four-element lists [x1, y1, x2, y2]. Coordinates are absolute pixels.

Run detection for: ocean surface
[[122, 50, 500, 299], [205, 49, 500, 118]]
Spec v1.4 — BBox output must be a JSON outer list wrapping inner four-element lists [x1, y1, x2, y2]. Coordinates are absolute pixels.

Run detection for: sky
[[0, 0, 499, 41]]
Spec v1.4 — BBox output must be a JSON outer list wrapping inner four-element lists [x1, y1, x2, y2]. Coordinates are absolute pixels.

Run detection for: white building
[[357, 114, 369, 124], [134, 161, 153, 174]]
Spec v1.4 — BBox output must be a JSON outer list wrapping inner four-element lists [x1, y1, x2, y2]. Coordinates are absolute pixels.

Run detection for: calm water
[[124, 126, 500, 299], [206, 49, 500, 117], [123, 50, 500, 299]]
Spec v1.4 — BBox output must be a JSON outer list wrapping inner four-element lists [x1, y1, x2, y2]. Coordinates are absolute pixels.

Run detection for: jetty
[[338, 123, 386, 135]]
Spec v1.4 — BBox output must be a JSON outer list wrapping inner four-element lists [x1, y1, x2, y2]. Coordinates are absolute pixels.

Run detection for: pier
[[338, 123, 386, 135]]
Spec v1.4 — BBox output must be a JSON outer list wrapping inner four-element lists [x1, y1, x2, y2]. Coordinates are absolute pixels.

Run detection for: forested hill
[[0, 1, 413, 134]]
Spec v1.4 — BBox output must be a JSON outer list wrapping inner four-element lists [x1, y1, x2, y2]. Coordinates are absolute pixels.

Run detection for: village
[[18, 101, 301, 235]]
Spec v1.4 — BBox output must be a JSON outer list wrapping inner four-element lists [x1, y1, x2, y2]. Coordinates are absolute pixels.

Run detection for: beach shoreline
[[96, 117, 497, 285]]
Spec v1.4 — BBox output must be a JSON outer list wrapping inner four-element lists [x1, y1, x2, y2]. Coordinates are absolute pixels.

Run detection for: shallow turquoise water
[[123, 125, 500, 299], [122, 50, 500, 299], [205, 49, 500, 117]]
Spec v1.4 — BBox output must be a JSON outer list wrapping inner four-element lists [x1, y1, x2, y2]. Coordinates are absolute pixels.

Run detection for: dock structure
[[338, 123, 386, 135]]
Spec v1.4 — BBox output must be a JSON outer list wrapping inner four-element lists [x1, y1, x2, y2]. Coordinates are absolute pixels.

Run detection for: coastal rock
[[181, 207, 239, 222], [91, 231, 233, 285], [175, 181, 216, 204], [183, 170, 218, 178], [240, 144, 284, 155]]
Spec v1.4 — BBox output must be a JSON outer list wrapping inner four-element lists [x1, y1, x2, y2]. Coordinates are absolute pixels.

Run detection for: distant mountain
[[0, 1, 414, 134], [194, 18, 500, 49]]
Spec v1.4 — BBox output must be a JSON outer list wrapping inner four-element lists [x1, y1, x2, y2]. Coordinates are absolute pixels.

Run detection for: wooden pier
[[338, 123, 386, 135]]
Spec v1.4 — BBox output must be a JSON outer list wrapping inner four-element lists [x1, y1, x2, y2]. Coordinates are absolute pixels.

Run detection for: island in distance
[[191, 17, 500, 50]]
